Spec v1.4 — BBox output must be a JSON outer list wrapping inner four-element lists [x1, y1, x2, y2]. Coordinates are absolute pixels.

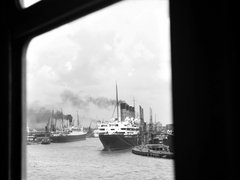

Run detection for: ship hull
[[99, 134, 139, 151], [50, 133, 87, 143]]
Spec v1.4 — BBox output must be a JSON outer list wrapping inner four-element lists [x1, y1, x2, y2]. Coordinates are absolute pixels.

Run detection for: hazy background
[[26, 0, 172, 129]]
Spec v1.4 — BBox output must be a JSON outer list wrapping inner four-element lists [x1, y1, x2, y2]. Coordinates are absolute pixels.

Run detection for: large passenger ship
[[98, 84, 143, 151], [47, 110, 87, 143], [98, 118, 140, 150], [50, 130, 87, 143]]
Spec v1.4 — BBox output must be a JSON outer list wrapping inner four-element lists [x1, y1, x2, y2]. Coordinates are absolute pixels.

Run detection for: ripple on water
[[27, 138, 175, 180]]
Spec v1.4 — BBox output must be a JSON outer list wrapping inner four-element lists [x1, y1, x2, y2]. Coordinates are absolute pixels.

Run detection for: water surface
[[27, 138, 174, 180]]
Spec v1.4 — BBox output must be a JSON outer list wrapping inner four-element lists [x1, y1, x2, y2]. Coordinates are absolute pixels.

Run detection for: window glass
[[26, 0, 174, 179], [20, 0, 41, 8]]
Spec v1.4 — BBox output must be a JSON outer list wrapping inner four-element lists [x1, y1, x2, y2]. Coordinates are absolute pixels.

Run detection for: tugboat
[[132, 123, 174, 159], [131, 107, 174, 158], [98, 84, 141, 151], [41, 136, 51, 145], [132, 133, 174, 159]]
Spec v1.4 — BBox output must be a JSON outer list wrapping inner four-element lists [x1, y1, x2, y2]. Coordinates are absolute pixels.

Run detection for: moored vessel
[[132, 144, 174, 159], [50, 130, 87, 143], [47, 109, 87, 143], [132, 130, 174, 159], [98, 119, 140, 150], [98, 84, 142, 151], [41, 136, 51, 144]]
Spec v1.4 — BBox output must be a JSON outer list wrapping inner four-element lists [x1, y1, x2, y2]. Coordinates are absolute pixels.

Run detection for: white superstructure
[[98, 117, 140, 135]]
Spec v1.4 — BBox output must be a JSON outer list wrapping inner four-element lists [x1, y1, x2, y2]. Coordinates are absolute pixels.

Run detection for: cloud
[[156, 60, 171, 82], [65, 61, 73, 71], [38, 65, 58, 80], [26, 0, 172, 126]]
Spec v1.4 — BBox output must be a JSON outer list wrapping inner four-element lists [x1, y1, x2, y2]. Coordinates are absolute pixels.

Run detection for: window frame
[[4, 1, 237, 180], [6, 0, 122, 179]]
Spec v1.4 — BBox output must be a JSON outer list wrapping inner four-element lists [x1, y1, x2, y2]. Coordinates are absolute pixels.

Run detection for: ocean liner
[[47, 110, 87, 143], [98, 85, 143, 151], [50, 130, 87, 143]]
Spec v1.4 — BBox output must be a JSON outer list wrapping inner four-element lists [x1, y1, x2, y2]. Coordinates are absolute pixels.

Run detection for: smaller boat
[[132, 144, 174, 159], [132, 131, 174, 158], [26, 135, 41, 145], [41, 137, 51, 145]]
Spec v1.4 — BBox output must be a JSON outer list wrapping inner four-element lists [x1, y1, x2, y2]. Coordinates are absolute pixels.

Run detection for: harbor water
[[27, 138, 175, 180]]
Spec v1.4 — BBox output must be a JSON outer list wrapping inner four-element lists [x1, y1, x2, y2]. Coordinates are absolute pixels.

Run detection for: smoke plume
[[27, 90, 126, 129], [60, 90, 125, 109], [27, 106, 72, 129]]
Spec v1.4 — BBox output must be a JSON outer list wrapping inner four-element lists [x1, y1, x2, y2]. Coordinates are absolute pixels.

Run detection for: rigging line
[[111, 103, 116, 119], [86, 132, 94, 137]]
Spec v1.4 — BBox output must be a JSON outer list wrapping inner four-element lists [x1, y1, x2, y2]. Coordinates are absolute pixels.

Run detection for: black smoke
[[27, 90, 125, 128], [27, 106, 73, 128], [60, 90, 125, 109], [27, 106, 51, 126]]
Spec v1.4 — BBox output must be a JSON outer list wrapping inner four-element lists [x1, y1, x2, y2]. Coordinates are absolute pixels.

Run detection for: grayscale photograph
[[2, 0, 237, 180], [25, 0, 174, 179]]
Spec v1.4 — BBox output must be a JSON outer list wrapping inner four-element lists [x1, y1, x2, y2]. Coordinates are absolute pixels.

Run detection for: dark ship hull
[[50, 132, 87, 143], [99, 134, 139, 151]]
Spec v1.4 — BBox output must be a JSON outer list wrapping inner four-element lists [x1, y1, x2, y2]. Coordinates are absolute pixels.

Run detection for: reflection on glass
[[26, 0, 174, 179], [20, 0, 41, 8]]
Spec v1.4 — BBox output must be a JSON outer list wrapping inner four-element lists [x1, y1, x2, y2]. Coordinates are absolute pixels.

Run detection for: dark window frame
[[4, 0, 122, 179], [2, 0, 238, 180]]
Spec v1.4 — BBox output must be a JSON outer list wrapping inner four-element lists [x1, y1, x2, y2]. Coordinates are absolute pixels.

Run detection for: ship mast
[[116, 83, 119, 120], [61, 108, 64, 130], [155, 114, 157, 133], [77, 110, 80, 128]]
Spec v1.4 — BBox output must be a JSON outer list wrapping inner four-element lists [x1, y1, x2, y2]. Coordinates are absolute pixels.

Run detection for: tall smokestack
[[149, 108, 153, 134], [129, 106, 134, 118], [150, 108, 153, 124], [133, 97, 136, 118], [120, 103, 126, 121], [139, 105, 143, 123]]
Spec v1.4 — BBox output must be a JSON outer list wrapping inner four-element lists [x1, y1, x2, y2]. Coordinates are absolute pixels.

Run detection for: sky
[[26, 0, 172, 128]]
